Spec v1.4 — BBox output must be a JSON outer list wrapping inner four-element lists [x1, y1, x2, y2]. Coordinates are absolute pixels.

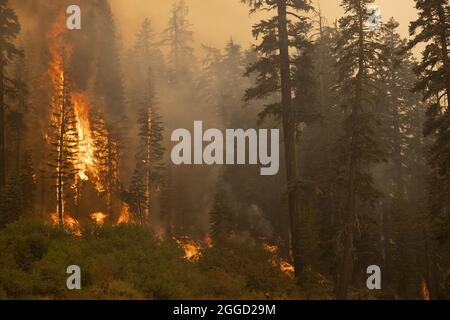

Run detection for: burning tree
[[45, 14, 118, 229], [91, 110, 119, 216], [47, 57, 79, 226]]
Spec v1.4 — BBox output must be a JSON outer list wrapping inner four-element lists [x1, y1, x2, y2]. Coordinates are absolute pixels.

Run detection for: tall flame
[[46, 13, 109, 225], [421, 278, 430, 300], [118, 203, 132, 224], [71, 92, 103, 190]]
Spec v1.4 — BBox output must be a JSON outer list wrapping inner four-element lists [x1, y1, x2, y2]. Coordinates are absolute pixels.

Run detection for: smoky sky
[[109, 0, 419, 51]]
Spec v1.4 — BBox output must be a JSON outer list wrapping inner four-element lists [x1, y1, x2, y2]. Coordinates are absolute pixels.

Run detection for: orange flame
[[280, 259, 295, 278], [90, 212, 108, 225], [47, 14, 107, 194], [263, 243, 295, 278], [47, 13, 73, 87], [118, 203, 132, 224], [421, 279, 430, 300], [71, 93, 104, 191], [176, 238, 202, 262], [50, 212, 82, 237], [204, 234, 213, 248]]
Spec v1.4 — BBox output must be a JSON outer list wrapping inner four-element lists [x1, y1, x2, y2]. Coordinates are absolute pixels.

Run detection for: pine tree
[[162, 0, 194, 79], [0, 150, 35, 227], [209, 183, 234, 244], [94, 0, 127, 164], [47, 60, 79, 227], [127, 166, 147, 226], [374, 18, 428, 297], [0, 172, 21, 226], [135, 68, 165, 225], [134, 18, 165, 77], [6, 110, 25, 171], [18, 150, 35, 214], [0, 0, 22, 189], [7, 52, 29, 171], [199, 39, 246, 127], [333, 0, 386, 299], [91, 111, 119, 216], [408, 0, 450, 299], [127, 18, 166, 120], [242, 0, 313, 278]]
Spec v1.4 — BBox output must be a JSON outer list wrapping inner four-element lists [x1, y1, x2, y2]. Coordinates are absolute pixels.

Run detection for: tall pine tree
[[242, 0, 313, 279], [334, 0, 385, 299], [0, 0, 22, 190], [408, 0, 450, 299]]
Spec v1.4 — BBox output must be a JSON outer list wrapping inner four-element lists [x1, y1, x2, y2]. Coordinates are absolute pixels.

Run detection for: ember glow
[[204, 234, 213, 248], [421, 279, 430, 300]]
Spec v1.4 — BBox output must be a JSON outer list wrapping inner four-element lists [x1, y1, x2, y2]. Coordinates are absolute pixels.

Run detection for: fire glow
[[50, 212, 81, 237], [90, 212, 108, 225], [176, 238, 202, 262], [263, 243, 295, 278]]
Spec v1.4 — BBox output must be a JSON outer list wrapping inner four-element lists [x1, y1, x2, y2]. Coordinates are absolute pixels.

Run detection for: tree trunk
[[146, 107, 152, 225], [0, 52, 5, 189], [57, 73, 67, 227], [276, 0, 301, 278], [106, 140, 114, 216]]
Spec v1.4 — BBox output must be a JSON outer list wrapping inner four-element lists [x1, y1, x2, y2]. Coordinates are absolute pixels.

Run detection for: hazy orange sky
[[110, 0, 419, 51]]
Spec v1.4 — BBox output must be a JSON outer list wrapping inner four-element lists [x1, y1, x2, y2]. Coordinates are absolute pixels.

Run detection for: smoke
[[243, 204, 274, 238]]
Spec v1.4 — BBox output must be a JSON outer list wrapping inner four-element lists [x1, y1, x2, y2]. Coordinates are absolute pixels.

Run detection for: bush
[[0, 220, 302, 300]]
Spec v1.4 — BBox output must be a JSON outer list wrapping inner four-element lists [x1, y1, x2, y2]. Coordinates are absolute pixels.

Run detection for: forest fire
[[50, 212, 82, 237], [263, 243, 295, 278], [118, 203, 132, 224], [45, 14, 111, 227], [176, 238, 202, 262], [72, 93, 102, 188], [90, 212, 108, 225]]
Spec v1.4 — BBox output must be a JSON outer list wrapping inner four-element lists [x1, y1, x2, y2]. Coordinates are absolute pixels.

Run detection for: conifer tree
[[242, 0, 313, 278], [162, 0, 194, 78], [408, 0, 450, 299], [94, 0, 127, 158], [128, 166, 147, 226], [134, 18, 165, 77], [376, 18, 427, 297], [209, 182, 235, 244], [47, 60, 79, 227], [0, 0, 22, 189], [333, 0, 385, 299], [135, 68, 165, 225], [0, 151, 35, 227], [91, 111, 119, 216]]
